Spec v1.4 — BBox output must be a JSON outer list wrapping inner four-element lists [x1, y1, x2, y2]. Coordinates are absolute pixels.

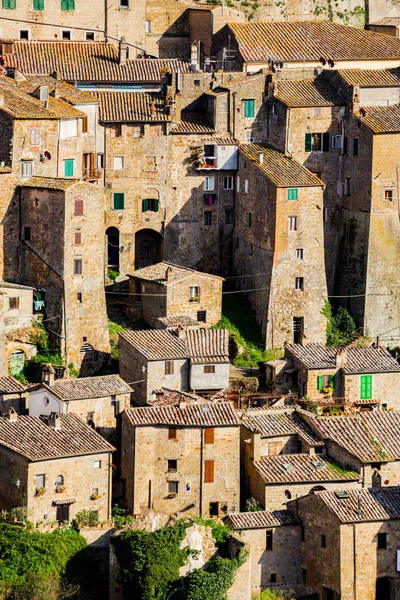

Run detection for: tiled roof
[[18, 177, 79, 190], [124, 402, 239, 427], [239, 144, 323, 187], [304, 411, 400, 463], [315, 487, 400, 523], [274, 78, 344, 107], [157, 315, 200, 329], [241, 408, 323, 446], [17, 75, 98, 104], [1, 42, 191, 82], [0, 413, 114, 461], [93, 91, 171, 123], [171, 111, 215, 134], [285, 343, 337, 369], [149, 388, 210, 406], [0, 165, 11, 173], [186, 329, 229, 363], [338, 68, 400, 87], [201, 137, 238, 145], [45, 375, 131, 400], [129, 261, 223, 285], [253, 453, 359, 484], [227, 21, 400, 63], [369, 17, 400, 26], [227, 509, 300, 529], [0, 376, 27, 394], [356, 104, 400, 133]]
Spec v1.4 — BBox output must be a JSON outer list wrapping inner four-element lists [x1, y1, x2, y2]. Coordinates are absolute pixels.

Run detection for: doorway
[[134, 229, 163, 269], [293, 316, 304, 344], [376, 577, 391, 600], [56, 504, 70, 523], [106, 227, 120, 272], [9, 350, 26, 376]]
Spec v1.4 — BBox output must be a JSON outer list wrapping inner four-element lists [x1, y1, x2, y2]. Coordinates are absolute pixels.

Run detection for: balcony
[[83, 168, 103, 181]]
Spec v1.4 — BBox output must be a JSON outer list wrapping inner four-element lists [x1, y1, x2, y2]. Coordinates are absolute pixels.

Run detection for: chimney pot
[[258, 152, 264, 165], [48, 412, 61, 430], [335, 347, 347, 367], [6, 407, 18, 422], [176, 325, 186, 339], [119, 36, 128, 65]]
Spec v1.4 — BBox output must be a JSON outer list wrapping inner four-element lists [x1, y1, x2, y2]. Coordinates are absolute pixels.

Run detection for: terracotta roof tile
[[239, 144, 323, 187], [0, 377, 27, 394], [18, 177, 79, 190], [356, 104, 400, 133], [315, 487, 400, 523], [0, 413, 114, 461], [253, 453, 359, 484], [149, 388, 210, 406], [124, 402, 239, 427], [171, 111, 215, 134], [227, 509, 300, 529], [157, 315, 200, 329], [369, 17, 400, 26], [186, 328, 229, 363], [228, 21, 400, 63], [93, 91, 170, 122], [46, 375, 131, 400], [241, 408, 323, 446], [338, 68, 400, 87], [17, 75, 98, 104], [275, 78, 344, 107], [129, 261, 223, 284]]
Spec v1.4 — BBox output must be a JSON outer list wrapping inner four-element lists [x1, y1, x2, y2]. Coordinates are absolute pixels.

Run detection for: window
[[382, 403, 388, 411], [209, 502, 219, 517], [384, 189, 394, 201], [60, 119, 77, 138], [204, 365, 215, 374], [249, 243, 253, 256], [113, 156, 124, 170], [97, 154, 104, 168], [168, 459, 177, 472], [288, 188, 298, 200], [55, 475, 64, 487], [120, 0, 129, 6], [244, 179, 249, 193], [317, 374, 335, 390], [82, 115, 88, 133], [288, 216, 297, 231], [165, 360, 174, 375], [194, 79, 201, 86], [35, 474, 45, 488], [321, 534, 327, 548], [270, 574, 277, 584], [8, 297, 20, 310], [94, 460, 101, 469], [2, 0, 16, 8], [168, 481, 178, 494], [74, 199, 83, 216], [189, 286, 200, 302], [331, 135, 342, 149], [133, 125, 143, 138], [314, 107, 321, 117], [296, 248, 303, 259], [353, 137, 359, 156], [62, 30, 71, 40], [378, 532, 387, 549], [77, 293, 82, 303], [268, 441, 282, 456], [113, 193, 125, 210], [21, 161, 32, 178], [30, 129, 40, 144], [225, 209, 234, 225], [24, 226, 31, 241], [85, 31, 94, 40], [266, 529, 273, 551], [204, 176, 215, 192], [204, 460, 214, 483], [301, 525, 305, 542], [204, 211, 212, 226], [142, 198, 159, 212], [64, 159, 74, 177], [244, 99, 255, 118], [74, 231, 81, 245], [224, 176, 233, 190], [61, 0, 74, 9], [111, 124, 122, 137], [344, 177, 351, 196], [245, 130, 254, 143], [305, 132, 329, 152], [285, 489, 292, 499], [360, 375, 372, 400], [145, 20, 151, 33], [168, 428, 177, 439], [197, 310, 206, 323], [204, 428, 214, 444], [271, 104, 277, 116], [248, 212, 252, 227], [74, 259, 82, 275], [236, 175, 240, 191]]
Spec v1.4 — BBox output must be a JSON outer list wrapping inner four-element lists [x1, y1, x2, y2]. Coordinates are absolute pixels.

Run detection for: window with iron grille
[[197, 310, 206, 323], [165, 360, 174, 375], [204, 365, 215, 374]]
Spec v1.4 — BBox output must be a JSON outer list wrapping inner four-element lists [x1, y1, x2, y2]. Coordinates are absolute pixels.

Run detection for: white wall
[[190, 362, 229, 391], [29, 388, 64, 417]]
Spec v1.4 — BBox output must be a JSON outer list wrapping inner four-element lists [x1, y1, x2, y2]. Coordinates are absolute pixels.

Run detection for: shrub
[[246, 497, 263, 512]]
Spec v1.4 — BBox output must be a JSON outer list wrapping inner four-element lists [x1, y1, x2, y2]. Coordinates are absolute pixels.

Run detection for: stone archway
[[135, 229, 163, 270]]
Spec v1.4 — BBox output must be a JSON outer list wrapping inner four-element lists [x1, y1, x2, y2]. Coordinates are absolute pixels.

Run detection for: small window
[[288, 216, 297, 231], [74, 199, 83, 216], [378, 532, 387, 549], [224, 176, 233, 190], [360, 374, 372, 400], [270, 574, 277, 583], [248, 212, 252, 227], [24, 226, 31, 241], [165, 360, 174, 375], [244, 179, 249, 193], [145, 20, 151, 33], [296, 248, 303, 259], [271, 104, 277, 116], [20, 30, 29, 39], [168, 428, 177, 439], [204, 428, 214, 444], [284, 489, 292, 499], [33, 0, 44, 8], [85, 31, 94, 41], [344, 177, 351, 196], [268, 441, 282, 456], [120, 0, 129, 5], [324, 207, 329, 222], [302, 569, 307, 584], [295, 277, 304, 291], [77, 292, 82, 303], [55, 475, 64, 488], [314, 107, 321, 117], [225, 208, 234, 225], [142, 198, 159, 212], [382, 403, 388, 411], [167, 459, 177, 472], [30, 129, 40, 144], [204, 211, 212, 226], [61, 0, 74, 9], [74, 231, 81, 245], [204, 365, 215, 374], [331, 135, 342, 149], [321, 534, 326, 548], [62, 30, 71, 40], [249, 243, 253, 256], [8, 297, 20, 310], [21, 161, 33, 178], [204, 460, 214, 483], [189, 286, 200, 302], [94, 460, 101, 469], [301, 525, 305, 542], [82, 115, 88, 133], [64, 159, 74, 177], [236, 175, 240, 191], [209, 501, 218, 517], [133, 125, 143, 138], [111, 124, 122, 137], [245, 130, 254, 143], [197, 310, 206, 323], [168, 481, 178, 495], [353, 137, 359, 156], [97, 154, 104, 168], [288, 188, 298, 200], [194, 79, 201, 86], [266, 529, 273, 551], [92, 487, 99, 496], [384, 189, 394, 201], [113, 193, 125, 210], [74, 259, 82, 275], [113, 156, 124, 170], [244, 99, 255, 118], [35, 474, 45, 488], [204, 176, 215, 192]]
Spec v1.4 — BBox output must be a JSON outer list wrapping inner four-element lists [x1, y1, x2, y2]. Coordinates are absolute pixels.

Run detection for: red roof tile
[[124, 402, 239, 427]]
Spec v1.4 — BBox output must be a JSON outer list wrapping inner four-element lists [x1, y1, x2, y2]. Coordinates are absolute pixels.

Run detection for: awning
[[53, 498, 76, 506]]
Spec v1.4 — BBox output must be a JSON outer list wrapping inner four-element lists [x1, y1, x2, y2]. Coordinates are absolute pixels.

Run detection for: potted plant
[[90, 493, 100, 501], [8, 510, 17, 523], [35, 487, 46, 497], [35, 519, 43, 529], [55, 485, 65, 494], [0, 510, 8, 521], [50, 519, 57, 529]]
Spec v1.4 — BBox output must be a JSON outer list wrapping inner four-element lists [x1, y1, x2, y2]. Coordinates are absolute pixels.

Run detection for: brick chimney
[[6, 407, 18, 422], [48, 412, 61, 430], [251, 432, 261, 462], [335, 347, 347, 368], [165, 266, 173, 282], [119, 36, 128, 65], [176, 325, 186, 339], [41, 364, 55, 386]]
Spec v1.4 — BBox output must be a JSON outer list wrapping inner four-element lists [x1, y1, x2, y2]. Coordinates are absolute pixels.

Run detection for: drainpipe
[[232, 92, 236, 140], [285, 107, 291, 155], [104, 0, 108, 41], [199, 427, 204, 516], [353, 523, 357, 600]]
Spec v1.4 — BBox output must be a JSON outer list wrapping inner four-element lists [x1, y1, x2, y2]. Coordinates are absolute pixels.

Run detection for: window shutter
[[360, 375, 372, 399], [330, 375, 335, 390], [353, 138, 359, 156], [204, 460, 214, 483], [343, 136, 348, 155], [142, 199, 148, 212], [288, 188, 298, 200], [317, 375, 323, 391], [64, 160, 74, 177], [113, 193, 124, 210], [8, 0, 16, 7], [305, 133, 312, 152], [153, 199, 159, 212], [323, 132, 330, 152], [204, 428, 215, 445], [61, 0, 67, 8], [366, 375, 372, 399]]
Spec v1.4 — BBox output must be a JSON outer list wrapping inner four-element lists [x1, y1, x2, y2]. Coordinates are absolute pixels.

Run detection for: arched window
[[284, 490, 292, 499], [55, 475, 64, 488]]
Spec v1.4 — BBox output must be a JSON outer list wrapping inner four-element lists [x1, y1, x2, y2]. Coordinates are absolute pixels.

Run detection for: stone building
[[119, 401, 240, 517], [0, 408, 114, 523], [233, 144, 327, 348], [127, 261, 223, 328], [368, 16, 400, 37], [119, 327, 229, 404], [0, 376, 28, 415]]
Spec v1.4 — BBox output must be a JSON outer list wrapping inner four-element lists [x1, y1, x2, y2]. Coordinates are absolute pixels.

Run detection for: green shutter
[[360, 375, 372, 400], [244, 100, 255, 119], [330, 374, 335, 390], [305, 133, 312, 152], [142, 199, 148, 212], [317, 375, 323, 391], [288, 188, 298, 201], [153, 199, 159, 212], [33, 0, 44, 9], [3, 0, 16, 8], [322, 132, 330, 152], [64, 159, 74, 177], [61, 0, 67, 8], [113, 193, 124, 210], [353, 138, 359, 156], [68, 0, 74, 7]]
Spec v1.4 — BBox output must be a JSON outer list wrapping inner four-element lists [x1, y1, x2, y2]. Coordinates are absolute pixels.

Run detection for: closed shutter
[[33, 0, 44, 8], [317, 375, 323, 390], [64, 159, 74, 177], [204, 460, 214, 483], [61, 0, 67, 7], [360, 375, 372, 400], [330, 374, 335, 390], [74, 199, 83, 216], [322, 132, 330, 152], [305, 133, 312, 152], [244, 100, 255, 118], [142, 199, 148, 212], [153, 199, 159, 212], [288, 188, 298, 200], [204, 428, 215, 445], [113, 193, 124, 210]]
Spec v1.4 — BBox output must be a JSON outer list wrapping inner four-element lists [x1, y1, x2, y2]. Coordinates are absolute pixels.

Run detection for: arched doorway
[[106, 227, 120, 272], [376, 577, 391, 600], [9, 349, 26, 376], [135, 229, 163, 269]]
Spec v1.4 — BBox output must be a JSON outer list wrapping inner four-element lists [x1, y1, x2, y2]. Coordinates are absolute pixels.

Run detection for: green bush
[[245, 498, 263, 512], [107, 268, 119, 282], [322, 300, 356, 346], [73, 509, 99, 528]]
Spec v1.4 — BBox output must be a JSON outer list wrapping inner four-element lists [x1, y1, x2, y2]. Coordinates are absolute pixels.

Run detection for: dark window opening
[[86, 32, 94, 40], [20, 30, 29, 40], [167, 459, 177, 472], [168, 481, 178, 495], [24, 226, 31, 241], [209, 502, 218, 517], [378, 532, 387, 549], [270, 574, 277, 584], [321, 534, 326, 548], [266, 529, 273, 551], [197, 311, 206, 323], [62, 30, 71, 40], [168, 428, 177, 440]]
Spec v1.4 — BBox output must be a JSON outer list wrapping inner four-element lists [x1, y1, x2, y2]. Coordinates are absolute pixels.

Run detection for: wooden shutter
[[9, 0, 16, 7], [204, 460, 214, 483], [305, 133, 312, 152], [317, 375, 323, 391], [142, 199, 148, 212], [34, 0, 44, 8], [288, 188, 298, 200], [74, 199, 83, 216], [353, 138, 359, 156], [168, 428, 177, 439], [322, 132, 330, 152], [114, 193, 124, 210], [204, 428, 214, 445], [74, 231, 81, 245], [61, 0, 68, 8], [165, 360, 174, 375], [64, 159, 74, 177], [153, 199, 159, 212], [360, 375, 372, 400]]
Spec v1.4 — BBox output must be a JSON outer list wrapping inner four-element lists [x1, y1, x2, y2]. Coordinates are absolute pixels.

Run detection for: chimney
[[335, 347, 347, 368], [179, 399, 187, 409], [48, 412, 61, 430], [6, 407, 18, 422], [165, 266, 173, 282], [176, 325, 186, 339], [376, 336, 380, 349], [258, 152, 264, 164], [356, 491, 362, 515], [119, 36, 128, 65], [150, 99, 156, 117], [0, 93, 4, 109], [42, 363, 55, 386]]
